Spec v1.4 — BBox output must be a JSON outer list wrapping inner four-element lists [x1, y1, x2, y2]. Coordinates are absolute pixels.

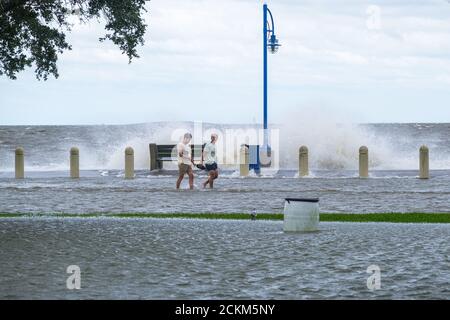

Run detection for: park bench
[[149, 143, 205, 170]]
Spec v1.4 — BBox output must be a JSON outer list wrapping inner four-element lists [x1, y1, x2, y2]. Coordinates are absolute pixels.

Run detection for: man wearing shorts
[[202, 133, 219, 189], [176, 132, 194, 190]]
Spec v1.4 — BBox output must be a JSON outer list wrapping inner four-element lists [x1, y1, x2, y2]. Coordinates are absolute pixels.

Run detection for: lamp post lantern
[[261, 3, 280, 164]]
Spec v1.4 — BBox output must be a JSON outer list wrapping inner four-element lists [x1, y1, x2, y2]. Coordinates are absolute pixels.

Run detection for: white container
[[283, 198, 319, 232]]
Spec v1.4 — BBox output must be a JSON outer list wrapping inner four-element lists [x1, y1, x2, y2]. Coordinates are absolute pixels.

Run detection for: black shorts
[[205, 163, 218, 171]]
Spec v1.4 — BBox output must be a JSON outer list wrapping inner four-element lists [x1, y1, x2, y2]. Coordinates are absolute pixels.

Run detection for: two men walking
[[176, 133, 219, 190]]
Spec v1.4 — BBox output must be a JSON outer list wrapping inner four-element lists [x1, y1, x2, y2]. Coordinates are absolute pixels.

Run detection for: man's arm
[[177, 143, 184, 158], [202, 144, 209, 164]]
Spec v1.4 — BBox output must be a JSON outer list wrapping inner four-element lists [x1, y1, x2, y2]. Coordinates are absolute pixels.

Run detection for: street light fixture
[[269, 34, 280, 54]]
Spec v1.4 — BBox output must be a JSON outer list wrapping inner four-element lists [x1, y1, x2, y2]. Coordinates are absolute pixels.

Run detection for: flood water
[[0, 218, 449, 299], [0, 169, 449, 214]]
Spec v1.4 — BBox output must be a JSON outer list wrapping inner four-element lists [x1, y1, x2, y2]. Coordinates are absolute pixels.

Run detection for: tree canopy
[[0, 0, 148, 80]]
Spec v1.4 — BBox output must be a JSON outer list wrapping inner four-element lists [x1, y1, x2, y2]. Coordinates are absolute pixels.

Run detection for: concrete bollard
[[299, 146, 309, 177], [359, 146, 369, 178], [15, 147, 24, 179], [419, 145, 429, 179], [70, 147, 80, 179], [240, 145, 249, 177], [125, 147, 134, 179]]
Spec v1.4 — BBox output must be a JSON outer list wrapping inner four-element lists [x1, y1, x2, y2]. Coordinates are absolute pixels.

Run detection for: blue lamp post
[[261, 3, 280, 164]]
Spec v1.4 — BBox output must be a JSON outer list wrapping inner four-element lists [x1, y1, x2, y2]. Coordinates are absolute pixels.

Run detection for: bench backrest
[[157, 145, 177, 160], [156, 144, 205, 161]]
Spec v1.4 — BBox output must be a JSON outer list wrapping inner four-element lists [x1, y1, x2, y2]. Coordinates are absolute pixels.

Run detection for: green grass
[[0, 212, 450, 223], [320, 213, 450, 224]]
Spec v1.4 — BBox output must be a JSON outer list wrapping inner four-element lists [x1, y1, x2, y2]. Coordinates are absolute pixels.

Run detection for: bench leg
[[149, 143, 159, 171]]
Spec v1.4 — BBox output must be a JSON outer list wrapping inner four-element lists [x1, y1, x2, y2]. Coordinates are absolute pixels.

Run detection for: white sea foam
[[0, 121, 449, 171]]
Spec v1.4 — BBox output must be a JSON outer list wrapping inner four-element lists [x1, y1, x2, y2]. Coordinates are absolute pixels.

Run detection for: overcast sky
[[1, 0, 450, 125]]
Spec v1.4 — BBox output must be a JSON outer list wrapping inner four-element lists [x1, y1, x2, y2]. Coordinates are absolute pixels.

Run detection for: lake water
[[1, 123, 449, 214]]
